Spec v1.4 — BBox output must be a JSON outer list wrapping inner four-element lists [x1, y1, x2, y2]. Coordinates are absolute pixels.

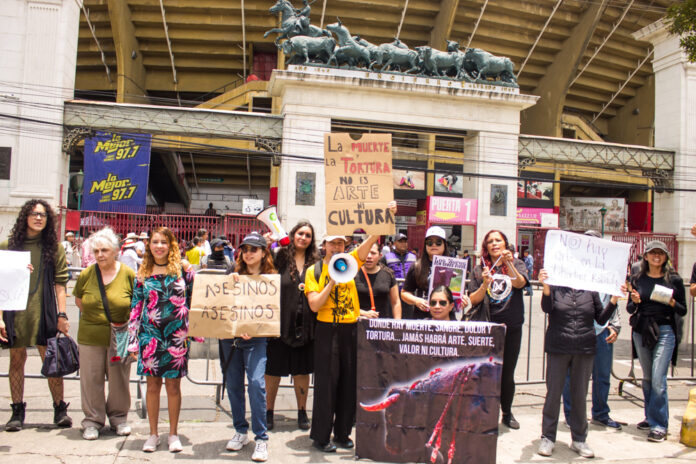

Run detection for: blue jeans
[[561, 329, 613, 422], [220, 338, 269, 441], [633, 325, 675, 433]]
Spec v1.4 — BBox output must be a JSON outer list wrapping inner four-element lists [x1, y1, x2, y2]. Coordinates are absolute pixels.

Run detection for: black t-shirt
[[629, 273, 686, 327], [355, 268, 397, 318], [274, 254, 317, 347], [467, 259, 529, 328], [402, 262, 431, 320]]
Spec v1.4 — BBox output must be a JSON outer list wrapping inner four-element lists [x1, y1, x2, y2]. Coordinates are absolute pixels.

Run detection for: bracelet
[[57, 312, 68, 320]]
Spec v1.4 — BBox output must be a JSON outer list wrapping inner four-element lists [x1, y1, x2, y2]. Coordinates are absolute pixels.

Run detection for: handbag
[[95, 265, 134, 365], [41, 332, 79, 377]]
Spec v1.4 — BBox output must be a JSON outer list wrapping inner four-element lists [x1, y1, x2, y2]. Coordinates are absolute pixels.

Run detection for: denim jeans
[[561, 329, 613, 422], [633, 325, 675, 433], [220, 338, 269, 441]]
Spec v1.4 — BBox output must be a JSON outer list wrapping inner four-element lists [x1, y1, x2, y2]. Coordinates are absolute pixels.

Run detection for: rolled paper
[[649, 284, 673, 305]]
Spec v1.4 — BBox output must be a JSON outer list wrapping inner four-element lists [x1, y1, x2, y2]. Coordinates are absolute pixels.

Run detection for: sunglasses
[[430, 299, 450, 307], [425, 238, 444, 247], [241, 246, 260, 253]]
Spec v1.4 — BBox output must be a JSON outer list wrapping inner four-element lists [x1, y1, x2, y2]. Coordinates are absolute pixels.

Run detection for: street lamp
[[599, 206, 607, 237]]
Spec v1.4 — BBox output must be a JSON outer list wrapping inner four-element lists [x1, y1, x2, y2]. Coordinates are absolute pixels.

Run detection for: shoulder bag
[[95, 265, 134, 365], [41, 332, 79, 377]]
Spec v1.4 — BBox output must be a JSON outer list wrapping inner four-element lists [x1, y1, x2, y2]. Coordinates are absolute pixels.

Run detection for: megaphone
[[256, 205, 290, 246], [328, 253, 359, 283]]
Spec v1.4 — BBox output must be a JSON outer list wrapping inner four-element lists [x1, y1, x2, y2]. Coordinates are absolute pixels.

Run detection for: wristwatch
[[57, 312, 68, 320]]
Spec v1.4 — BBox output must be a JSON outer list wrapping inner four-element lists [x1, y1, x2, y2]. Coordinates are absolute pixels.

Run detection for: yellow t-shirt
[[185, 247, 202, 265], [304, 249, 364, 324]]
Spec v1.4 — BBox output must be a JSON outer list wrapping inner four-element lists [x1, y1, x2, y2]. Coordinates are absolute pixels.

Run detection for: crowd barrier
[[1, 272, 694, 418]]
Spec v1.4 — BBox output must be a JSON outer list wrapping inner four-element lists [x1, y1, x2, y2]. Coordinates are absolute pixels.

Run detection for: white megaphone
[[256, 205, 290, 246], [328, 253, 359, 283]]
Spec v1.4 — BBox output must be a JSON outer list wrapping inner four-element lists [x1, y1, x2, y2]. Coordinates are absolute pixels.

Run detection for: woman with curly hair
[[265, 221, 319, 431], [127, 227, 193, 453], [0, 199, 70, 431]]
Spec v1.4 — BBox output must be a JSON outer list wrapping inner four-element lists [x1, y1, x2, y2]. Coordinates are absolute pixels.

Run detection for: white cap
[[425, 226, 446, 240], [323, 234, 348, 243], [126, 232, 138, 240]]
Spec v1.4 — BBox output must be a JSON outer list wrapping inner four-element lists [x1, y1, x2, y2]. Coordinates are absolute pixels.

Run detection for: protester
[[220, 235, 235, 261], [627, 240, 686, 442], [220, 232, 273, 462], [185, 236, 204, 267], [355, 242, 402, 319], [304, 201, 397, 452], [201, 238, 233, 272], [82, 231, 96, 267], [461, 249, 473, 278], [128, 227, 194, 453], [0, 200, 71, 431], [468, 229, 528, 430], [522, 249, 534, 295], [119, 236, 141, 272], [135, 232, 148, 258], [73, 227, 135, 440], [61, 231, 78, 268], [381, 233, 416, 289], [426, 285, 456, 321], [266, 221, 319, 432], [536, 268, 622, 458], [197, 228, 212, 256]]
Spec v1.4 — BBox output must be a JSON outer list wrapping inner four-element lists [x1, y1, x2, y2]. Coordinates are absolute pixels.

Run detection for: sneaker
[[143, 434, 160, 452], [591, 417, 622, 430], [537, 437, 554, 457], [82, 426, 99, 440], [570, 440, 595, 458], [115, 423, 131, 436], [226, 432, 250, 451], [168, 434, 183, 453], [53, 400, 72, 428], [647, 430, 667, 442], [637, 420, 650, 430], [252, 440, 268, 462], [6, 402, 26, 432]]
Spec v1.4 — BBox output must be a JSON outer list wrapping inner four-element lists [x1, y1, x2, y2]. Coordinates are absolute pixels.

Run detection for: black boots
[[6, 402, 25, 431], [298, 409, 310, 430], [266, 409, 274, 430], [53, 400, 72, 428], [502, 412, 520, 429]]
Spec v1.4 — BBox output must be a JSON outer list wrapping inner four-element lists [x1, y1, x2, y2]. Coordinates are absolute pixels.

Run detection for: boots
[[297, 409, 310, 430], [53, 400, 72, 427], [6, 402, 26, 431], [266, 409, 274, 430]]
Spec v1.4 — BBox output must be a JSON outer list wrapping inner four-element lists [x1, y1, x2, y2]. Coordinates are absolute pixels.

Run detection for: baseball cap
[[394, 233, 408, 241], [645, 240, 669, 257], [425, 226, 446, 240], [241, 232, 267, 249], [65, 231, 75, 237], [323, 234, 348, 243]]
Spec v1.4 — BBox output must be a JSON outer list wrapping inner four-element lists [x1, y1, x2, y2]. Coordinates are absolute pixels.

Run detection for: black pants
[[501, 325, 523, 414], [310, 321, 357, 445]]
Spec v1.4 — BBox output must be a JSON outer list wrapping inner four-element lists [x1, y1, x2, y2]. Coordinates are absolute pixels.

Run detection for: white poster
[[0, 251, 31, 310], [543, 230, 630, 296]]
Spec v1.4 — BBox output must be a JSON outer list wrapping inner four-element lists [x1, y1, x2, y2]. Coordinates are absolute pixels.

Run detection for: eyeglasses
[[425, 239, 444, 247], [29, 212, 47, 219], [430, 300, 450, 307]]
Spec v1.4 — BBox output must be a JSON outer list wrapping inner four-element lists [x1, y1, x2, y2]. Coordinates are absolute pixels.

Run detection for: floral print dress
[[128, 269, 194, 378]]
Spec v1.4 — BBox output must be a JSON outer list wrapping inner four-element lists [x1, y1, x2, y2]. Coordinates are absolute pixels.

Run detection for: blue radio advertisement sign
[[83, 132, 151, 213]]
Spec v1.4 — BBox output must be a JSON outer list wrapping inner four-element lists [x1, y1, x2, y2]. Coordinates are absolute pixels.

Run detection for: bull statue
[[463, 48, 516, 84], [415, 46, 469, 80], [360, 358, 502, 464], [280, 36, 335, 65], [326, 20, 370, 68]]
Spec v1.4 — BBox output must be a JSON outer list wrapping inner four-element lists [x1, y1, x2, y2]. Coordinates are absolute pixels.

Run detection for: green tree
[[666, 0, 696, 62]]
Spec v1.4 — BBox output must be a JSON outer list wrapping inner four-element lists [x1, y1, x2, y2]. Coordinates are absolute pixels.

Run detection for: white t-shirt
[[119, 247, 141, 272], [135, 241, 146, 256]]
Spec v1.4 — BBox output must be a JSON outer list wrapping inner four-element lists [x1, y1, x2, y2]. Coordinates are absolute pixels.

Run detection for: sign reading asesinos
[[324, 133, 395, 236]]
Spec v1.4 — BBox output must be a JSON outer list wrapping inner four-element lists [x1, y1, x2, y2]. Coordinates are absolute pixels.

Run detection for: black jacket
[[541, 286, 617, 355]]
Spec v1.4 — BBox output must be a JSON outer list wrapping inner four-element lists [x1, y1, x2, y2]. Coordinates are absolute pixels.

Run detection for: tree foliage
[[666, 0, 696, 62]]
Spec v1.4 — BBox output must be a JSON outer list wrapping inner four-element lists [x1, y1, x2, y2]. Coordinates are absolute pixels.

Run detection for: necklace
[[154, 260, 168, 266]]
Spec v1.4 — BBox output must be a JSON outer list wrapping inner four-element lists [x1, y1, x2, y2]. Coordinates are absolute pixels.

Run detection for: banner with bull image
[[357, 319, 505, 464]]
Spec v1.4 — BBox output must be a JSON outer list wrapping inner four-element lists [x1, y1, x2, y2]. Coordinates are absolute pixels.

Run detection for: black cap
[[241, 232, 267, 249], [211, 238, 225, 249], [394, 233, 407, 241]]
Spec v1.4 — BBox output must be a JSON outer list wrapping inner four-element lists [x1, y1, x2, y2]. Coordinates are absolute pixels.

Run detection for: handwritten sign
[[0, 251, 30, 311], [188, 274, 281, 338], [324, 133, 395, 235], [543, 230, 631, 296]]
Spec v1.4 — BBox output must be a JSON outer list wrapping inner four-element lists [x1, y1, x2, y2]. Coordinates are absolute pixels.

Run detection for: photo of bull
[[359, 357, 502, 464]]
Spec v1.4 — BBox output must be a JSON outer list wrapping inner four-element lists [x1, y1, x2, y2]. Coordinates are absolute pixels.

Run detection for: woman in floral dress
[[128, 226, 193, 453]]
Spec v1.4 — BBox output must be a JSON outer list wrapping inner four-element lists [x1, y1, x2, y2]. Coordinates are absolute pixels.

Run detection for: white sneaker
[[537, 437, 554, 456], [115, 423, 131, 436], [252, 440, 268, 462], [168, 434, 183, 453], [82, 426, 99, 440], [226, 432, 250, 451], [143, 434, 160, 452], [570, 440, 595, 458]]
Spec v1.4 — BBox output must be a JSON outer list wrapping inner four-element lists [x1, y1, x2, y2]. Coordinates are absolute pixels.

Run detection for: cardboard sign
[[188, 274, 281, 338], [357, 319, 505, 464], [543, 230, 631, 296], [324, 133, 395, 235], [0, 251, 30, 311]]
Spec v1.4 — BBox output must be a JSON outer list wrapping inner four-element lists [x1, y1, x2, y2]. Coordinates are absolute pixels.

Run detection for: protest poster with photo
[[324, 133, 395, 235], [0, 251, 30, 311], [188, 274, 280, 338], [428, 255, 469, 307], [356, 319, 505, 464], [543, 230, 631, 296]]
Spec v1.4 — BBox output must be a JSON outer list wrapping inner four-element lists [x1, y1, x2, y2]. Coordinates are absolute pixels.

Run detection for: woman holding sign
[[426, 286, 456, 321], [627, 240, 686, 443], [467, 230, 528, 430], [355, 242, 402, 319], [0, 199, 71, 432], [127, 227, 194, 453], [220, 231, 275, 462]]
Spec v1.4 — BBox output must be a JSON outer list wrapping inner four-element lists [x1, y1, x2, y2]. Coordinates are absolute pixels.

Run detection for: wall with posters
[[559, 197, 625, 233]]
